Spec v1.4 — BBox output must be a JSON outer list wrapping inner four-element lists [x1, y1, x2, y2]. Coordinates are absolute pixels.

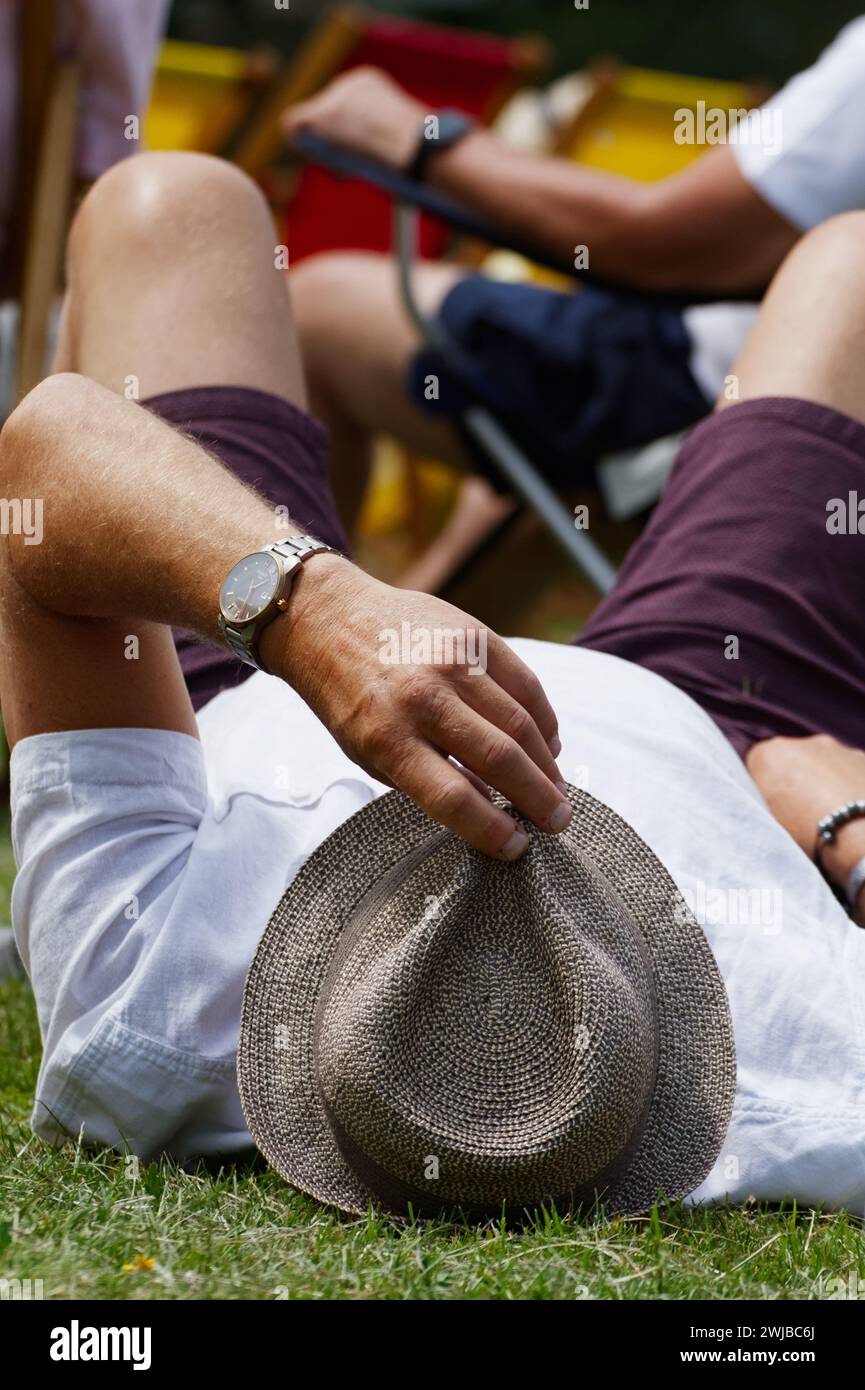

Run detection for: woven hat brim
[[238, 785, 735, 1218]]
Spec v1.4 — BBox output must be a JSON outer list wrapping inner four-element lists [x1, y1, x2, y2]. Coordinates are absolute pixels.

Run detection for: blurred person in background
[[0, 0, 169, 277], [285, 15, 865, 552]]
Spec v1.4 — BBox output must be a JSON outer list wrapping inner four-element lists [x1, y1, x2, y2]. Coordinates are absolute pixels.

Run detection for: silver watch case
[[218, 534, 334, 671]]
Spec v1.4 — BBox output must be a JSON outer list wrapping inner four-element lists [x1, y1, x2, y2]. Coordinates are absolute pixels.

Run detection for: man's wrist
[[819, 817, 865, 889], [423, 126, 490, 189], [407, 109, 478, 182], [258, 550, 356, 683]]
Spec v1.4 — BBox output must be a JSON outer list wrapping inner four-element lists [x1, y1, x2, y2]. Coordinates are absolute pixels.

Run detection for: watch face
[[219, 551, 281, 624]]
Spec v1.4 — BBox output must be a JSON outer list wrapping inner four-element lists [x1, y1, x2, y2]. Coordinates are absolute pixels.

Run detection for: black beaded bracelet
[[815, 799, 865, 864]]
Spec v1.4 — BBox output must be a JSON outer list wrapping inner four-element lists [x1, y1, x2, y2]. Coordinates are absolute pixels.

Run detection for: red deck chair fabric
[[286, 15, 540, 265]]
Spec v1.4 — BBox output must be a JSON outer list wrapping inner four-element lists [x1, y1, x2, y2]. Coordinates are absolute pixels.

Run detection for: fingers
[[281, 100, 316, 143], [457, 670, 563, 788], [395, 740, 531, 860], [281, 69, 394, 145], [485, 636, 562, 757], [408, 682, 571, 835]]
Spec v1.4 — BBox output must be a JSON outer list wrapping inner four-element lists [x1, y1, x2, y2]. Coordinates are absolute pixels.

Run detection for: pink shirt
[[0, 0, 169, 247]]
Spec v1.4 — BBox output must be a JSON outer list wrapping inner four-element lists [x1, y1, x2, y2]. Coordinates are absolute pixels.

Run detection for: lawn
[[0, 744, 861, 1303], [0, 957, 862, 1301]]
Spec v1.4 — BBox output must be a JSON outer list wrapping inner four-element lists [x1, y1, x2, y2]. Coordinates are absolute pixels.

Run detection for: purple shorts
[[578, 396, 865, 757], [143, 386, 349, 711], [149, 387, 865, 761]]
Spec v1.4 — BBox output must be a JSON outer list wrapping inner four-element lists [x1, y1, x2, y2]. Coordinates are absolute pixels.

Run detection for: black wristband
[[407, 109, 476, 183]]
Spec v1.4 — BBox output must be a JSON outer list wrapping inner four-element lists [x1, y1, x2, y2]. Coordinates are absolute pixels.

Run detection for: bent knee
[[69, 152, 271, 266], [291, 250, 462, 340], [290, 251, 390, 319], [289, 252, 393, 370], [790, 210, 865, 275]]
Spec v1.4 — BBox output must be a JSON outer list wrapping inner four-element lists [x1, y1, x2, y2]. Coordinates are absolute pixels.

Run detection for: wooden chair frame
[[9, 0, 80, 405]]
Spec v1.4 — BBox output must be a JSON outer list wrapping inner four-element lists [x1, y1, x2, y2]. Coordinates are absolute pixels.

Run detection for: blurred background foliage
[[167, 0, 864, 85]]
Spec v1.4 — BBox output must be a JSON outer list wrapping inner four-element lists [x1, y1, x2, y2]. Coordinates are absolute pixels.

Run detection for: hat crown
[[240, 783, 737, 1219], [315, 838, 658, 1212]]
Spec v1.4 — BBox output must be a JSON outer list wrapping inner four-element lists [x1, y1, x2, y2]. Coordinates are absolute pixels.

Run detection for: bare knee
[[290, 250, 463, 368], [781, 210, 865, 285], [69, 152, 272, 271], [289, 253, 391, 401], [291, 252, 389, 338]]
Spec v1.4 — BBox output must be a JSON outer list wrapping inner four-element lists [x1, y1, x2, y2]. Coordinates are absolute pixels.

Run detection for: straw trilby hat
[[238, 783, 735, 1219]]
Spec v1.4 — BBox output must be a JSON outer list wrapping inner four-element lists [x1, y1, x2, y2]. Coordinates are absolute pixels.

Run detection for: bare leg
[[1, 151, 318, 747], [718, 211, 865, 424], [57, 151, 308, 406], [291, 251, 472, 531], [712, 211, 865, 789], [399, 476, 517, 594]]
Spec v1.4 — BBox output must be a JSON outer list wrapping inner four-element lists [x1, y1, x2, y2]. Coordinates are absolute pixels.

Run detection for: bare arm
[[283, 67, 799, 295], [0, 372, 572, 859], [747, 734, 865, 918], [426, 136, 798, 295]]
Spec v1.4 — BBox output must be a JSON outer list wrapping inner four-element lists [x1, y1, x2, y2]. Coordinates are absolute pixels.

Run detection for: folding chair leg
[[463, 406, 617, 595]]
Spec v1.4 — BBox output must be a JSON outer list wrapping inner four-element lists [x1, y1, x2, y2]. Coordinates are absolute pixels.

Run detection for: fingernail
[[548, 734, 562, 758], [549, 799, 573, 833], [501, 827, 529, 860]]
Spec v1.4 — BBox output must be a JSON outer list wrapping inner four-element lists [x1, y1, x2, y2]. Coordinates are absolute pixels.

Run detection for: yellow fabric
[[144, 40, 250, 153]]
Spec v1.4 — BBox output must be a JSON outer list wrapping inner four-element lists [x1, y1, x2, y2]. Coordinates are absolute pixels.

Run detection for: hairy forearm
[[0, 372, 349, 660], [0, 372, 571, 859]]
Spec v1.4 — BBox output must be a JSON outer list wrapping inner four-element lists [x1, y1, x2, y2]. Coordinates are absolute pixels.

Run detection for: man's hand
[[261, 552, 571, 860], [747, 733, 865, 893], [282, 67, 428, 171]]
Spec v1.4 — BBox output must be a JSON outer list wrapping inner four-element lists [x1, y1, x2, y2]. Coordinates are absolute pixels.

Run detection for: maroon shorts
[[149, 387, 865, 761], [578, 396, 865, 757], [143, 386, 349, 711]]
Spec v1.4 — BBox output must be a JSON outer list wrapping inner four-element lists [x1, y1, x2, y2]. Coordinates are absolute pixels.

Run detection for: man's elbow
[[0, 373, 95, 576], [0, 372, 90, 494]]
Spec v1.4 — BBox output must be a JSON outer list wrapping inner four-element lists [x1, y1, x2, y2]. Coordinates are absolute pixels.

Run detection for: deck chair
[[227, 4, 549, 263], [293, 129, 763, 597], [144, 39, 281, 159], [8, 24, 276, 410], [6, 0, 80, 406]]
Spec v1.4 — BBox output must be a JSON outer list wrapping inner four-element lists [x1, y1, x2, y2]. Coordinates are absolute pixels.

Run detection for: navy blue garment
[[408, 275, 711, 489]]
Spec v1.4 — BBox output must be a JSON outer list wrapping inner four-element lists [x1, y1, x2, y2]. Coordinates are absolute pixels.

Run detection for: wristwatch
[[217, 534, 338, 672], [407, 108, 476, 182]]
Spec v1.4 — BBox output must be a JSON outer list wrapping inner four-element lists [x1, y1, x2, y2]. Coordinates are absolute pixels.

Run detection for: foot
[[398, 475, 518, 594]]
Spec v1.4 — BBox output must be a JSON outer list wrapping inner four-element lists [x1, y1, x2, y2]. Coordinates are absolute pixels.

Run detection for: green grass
[[0, 828, 861, 1301], [0, 974, 862, 1301]]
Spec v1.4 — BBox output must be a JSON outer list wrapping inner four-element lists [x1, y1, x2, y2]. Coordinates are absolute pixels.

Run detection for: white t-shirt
[[11, 640, 865, 1213], [684, 15, 865, 402]]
